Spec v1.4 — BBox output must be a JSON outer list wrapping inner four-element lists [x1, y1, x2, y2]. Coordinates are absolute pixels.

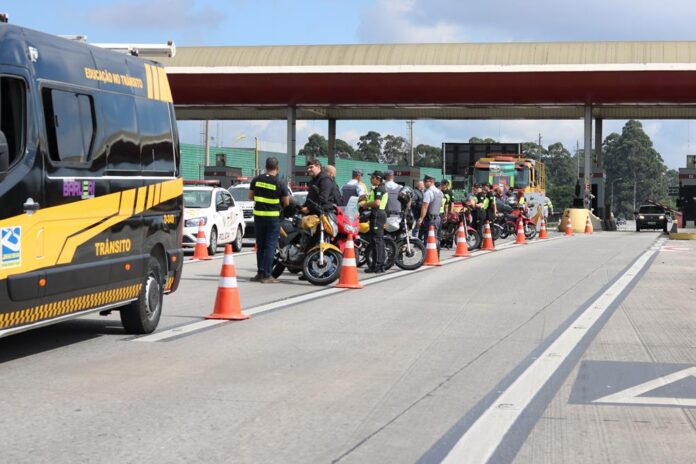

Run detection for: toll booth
[[579, 169, 606, 217], [203, 166, 244, 188], [677, 155, 696, 227], [389, 166, 421, 187]]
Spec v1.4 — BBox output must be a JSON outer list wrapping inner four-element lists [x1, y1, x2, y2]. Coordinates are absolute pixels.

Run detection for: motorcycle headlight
[[185, 217, 206, 228]]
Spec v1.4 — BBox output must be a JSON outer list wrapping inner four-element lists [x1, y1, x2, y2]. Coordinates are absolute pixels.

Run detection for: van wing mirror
[[0, 130, 9, 172]]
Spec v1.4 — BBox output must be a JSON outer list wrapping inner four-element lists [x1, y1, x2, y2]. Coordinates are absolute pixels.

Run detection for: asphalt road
[[1, 229, 694, 464]]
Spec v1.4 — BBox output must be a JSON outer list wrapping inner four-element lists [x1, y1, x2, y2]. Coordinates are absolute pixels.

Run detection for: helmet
[[398, 186, 413, 205]]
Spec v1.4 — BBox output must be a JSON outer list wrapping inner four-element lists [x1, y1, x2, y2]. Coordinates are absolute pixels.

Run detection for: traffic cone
[[539, 217, 548, 239], [206, 245, 249, 320], [453, 223, 469, 257], [565, 216, 574, 236], [192, 219, 211, 260], [253, 242, 258, 252], [584, 215, 593, 234], [515, 217, 527, 244], [423, 225, 441, 266], [336, 235, 363, 289], [481, 220, 495, 250]]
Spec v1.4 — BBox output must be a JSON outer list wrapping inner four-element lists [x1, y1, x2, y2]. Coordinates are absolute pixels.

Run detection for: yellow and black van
[[0, 22, 183, 338]]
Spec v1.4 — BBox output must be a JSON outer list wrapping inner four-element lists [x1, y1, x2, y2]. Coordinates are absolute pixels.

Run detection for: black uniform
[[369, 183, 389, 272]]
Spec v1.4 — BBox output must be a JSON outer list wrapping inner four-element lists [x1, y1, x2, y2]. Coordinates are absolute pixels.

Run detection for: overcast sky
[[9, 0, 696, 168]]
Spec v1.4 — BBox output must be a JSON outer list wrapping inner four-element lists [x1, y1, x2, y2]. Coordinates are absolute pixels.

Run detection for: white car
[[183, 186, 245, 255]]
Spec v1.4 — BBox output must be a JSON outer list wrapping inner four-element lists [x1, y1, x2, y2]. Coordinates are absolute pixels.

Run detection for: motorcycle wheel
[[503, 223, 515, 239], [355, 240, 368, 268], [302, 248, 343, 286], [524, 223, 537, 239], [394, 239, 426, 270], [365, 237, 397, 270], [271, 250, 285, 278], [492, 224, 501, 241], [466, 229, 482, 250]]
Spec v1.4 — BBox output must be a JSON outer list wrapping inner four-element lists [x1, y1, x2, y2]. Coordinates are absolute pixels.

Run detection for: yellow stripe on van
[[157, 66, 174, 103], [144, 64, 153, 99], [0, 178, 183, 280]]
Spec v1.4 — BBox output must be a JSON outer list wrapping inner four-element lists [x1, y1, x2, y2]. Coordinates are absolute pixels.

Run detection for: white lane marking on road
[[592, 367, 696, 407], [136, 235, 563, 342], [440, 237, 665, 464], [133, 319, 225, 342], [184, 251, 255, 263]]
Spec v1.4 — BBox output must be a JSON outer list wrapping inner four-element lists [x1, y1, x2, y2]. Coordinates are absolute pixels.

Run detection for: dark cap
[[370, 170, 383, 179], [352, 169, 363, 177], [441, 179, 450, 185], [385, 170, 394, 177], [423, 175, 435, 182]]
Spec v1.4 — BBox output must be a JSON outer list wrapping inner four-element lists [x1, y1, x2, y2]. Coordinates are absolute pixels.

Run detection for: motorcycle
[[385, 211, 426, 270], [438, 209, 482, 250], [272, 199, 344, 286], [502, 206, 537, 240]]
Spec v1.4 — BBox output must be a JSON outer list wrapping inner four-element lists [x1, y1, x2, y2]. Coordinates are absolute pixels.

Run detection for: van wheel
[[120, 257, 163, 334], [207, 227, 218, 255], [232, 226, 243, 252]]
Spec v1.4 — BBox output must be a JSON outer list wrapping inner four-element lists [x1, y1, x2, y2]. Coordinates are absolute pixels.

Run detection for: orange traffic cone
[[206, 245, 249, 320], [423, 225, 441, 266], [336, 234, 363, 289], [481, 220, 495, 250], [515, 217, 527, 244], [584, 216, 593, 234], [453, 223, 469, 257], [193, 219, 211, 260], [539, 217, 548, 239], [565, 216, 574, 236], [253, 242, 258, 252]]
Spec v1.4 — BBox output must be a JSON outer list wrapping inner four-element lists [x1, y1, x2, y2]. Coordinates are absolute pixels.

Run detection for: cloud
[[87, 0, 225, 31], [359, 0, 696, 43]]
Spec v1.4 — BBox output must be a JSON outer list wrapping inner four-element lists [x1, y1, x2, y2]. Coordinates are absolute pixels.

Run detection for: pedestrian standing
[[417, 175, 443, 248], [384, 170, 403, 217], [249, 157, 290, 283], [365, 171, 389, 274], [483, 183, 497, 243], [341, 169, 367, 205], [412, 181, 424, 237]]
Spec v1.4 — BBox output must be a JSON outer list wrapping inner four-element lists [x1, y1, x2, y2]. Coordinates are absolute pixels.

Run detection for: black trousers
[[369, 210, 387, 269]]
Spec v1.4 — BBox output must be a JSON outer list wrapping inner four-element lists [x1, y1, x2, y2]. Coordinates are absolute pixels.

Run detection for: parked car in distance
[[635, 204, 668, 233], [184, 185, 245, 254]]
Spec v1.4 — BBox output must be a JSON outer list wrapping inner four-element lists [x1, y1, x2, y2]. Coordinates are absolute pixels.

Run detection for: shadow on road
[[0, 319, 124, 364]]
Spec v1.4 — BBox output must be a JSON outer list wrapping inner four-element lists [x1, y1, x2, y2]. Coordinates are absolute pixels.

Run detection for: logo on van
[[1, 226, 21, 268], [63, 180, 95, 199], [95, 239, 132, 257]]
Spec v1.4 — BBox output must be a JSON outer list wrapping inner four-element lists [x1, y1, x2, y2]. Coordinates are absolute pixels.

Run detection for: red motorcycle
[[335, 206, 360, 252], [438, 209, 482, 250], [502, 206, 537, 239]]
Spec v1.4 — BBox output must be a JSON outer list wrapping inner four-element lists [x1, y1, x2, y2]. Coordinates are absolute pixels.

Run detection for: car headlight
[[659, 215, 665, 220], [638, 215, 645, 220], [185, 217, 206, 228]]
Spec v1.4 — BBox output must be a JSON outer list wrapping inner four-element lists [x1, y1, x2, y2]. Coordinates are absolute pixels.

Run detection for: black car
[[635, 205, 668, 233]]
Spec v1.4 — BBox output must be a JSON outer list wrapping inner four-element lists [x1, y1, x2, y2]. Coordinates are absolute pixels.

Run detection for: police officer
[[411, 181, 424, 237], [440, 179, 453, 216], [341, 169, 367, 206], [384, 170, 403, 217], [249, 157, 290, 283], [365, 171, 389, 274], [417, 175, 443, 248], [483, 183, 497, 242]]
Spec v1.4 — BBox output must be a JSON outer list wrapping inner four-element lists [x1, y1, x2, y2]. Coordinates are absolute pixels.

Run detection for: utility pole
[[633, 171, 637, 213], [407, 120, 415, 166], [538, 133, 543, 162], [204, 120, 210, 179], [255, 137, 259, 175], [576, 140, 580, 179]]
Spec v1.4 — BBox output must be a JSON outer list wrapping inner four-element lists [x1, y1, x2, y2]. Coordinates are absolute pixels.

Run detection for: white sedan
[[183, 186, 245, 255]]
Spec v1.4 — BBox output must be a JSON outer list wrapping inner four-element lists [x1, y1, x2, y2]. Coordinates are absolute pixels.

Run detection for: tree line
[[298, 121, 677, 216]]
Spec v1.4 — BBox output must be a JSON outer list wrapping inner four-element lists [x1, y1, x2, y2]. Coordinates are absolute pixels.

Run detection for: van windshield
[[183, 190, 212, 208], [638, 206, 664, 214], [228, 188, 249, 202]]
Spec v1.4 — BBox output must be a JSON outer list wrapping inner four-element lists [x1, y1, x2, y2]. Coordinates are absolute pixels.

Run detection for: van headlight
[[638, 215, 645, 220], [185, 217, 206, 228], [659, 215, 665, 220]]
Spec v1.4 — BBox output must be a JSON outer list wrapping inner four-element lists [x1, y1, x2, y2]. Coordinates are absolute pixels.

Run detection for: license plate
[[647, 222, 656, 225]]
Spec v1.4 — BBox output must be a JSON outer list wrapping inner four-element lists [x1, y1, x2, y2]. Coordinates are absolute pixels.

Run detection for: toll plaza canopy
[[151, 41, 696, 120]]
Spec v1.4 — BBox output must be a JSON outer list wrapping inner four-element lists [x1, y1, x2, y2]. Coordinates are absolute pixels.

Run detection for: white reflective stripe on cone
[[197, 238, 207, 244], [223, 254, 235, 265], [457, 237, 466, 243], [345, 241, 354, 249], [428, 231, 435, 237], [342, 258, 356, 267], [219, 277, 238, 288], [427, 243, 437, 249]]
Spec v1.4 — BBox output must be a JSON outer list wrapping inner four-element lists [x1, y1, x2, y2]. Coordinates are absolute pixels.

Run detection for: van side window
[[0, 77, 26, 169], [102, 93, 139, 173], [136, 98, 175, 176], [42, 88, 95, 164]]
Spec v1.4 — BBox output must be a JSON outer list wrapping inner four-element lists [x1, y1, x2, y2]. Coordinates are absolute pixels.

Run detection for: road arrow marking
[[593, 367, 696, 407]]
